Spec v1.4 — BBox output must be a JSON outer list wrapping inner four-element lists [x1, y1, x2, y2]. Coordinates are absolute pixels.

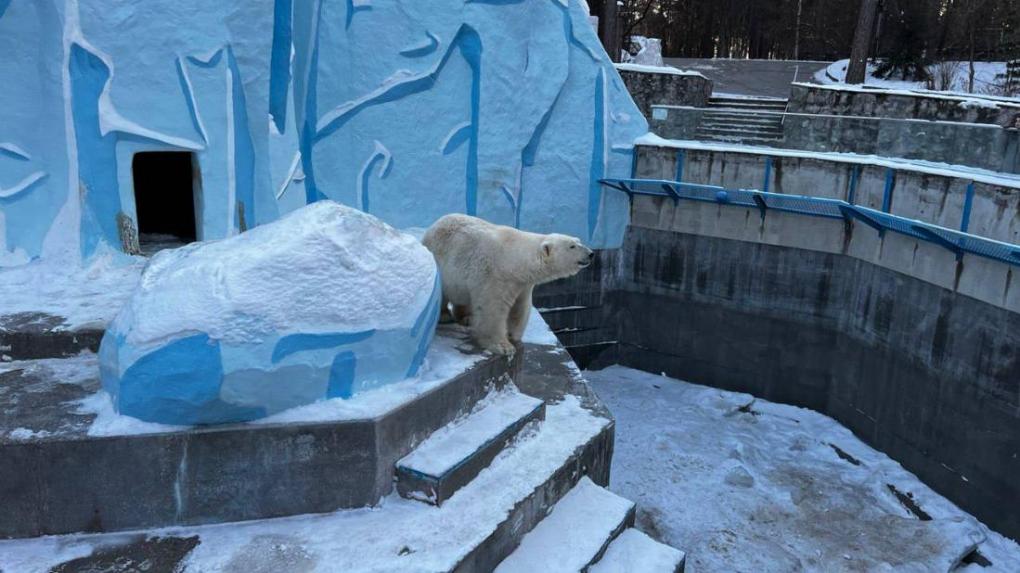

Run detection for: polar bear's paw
[[483, 339, 517, 357]]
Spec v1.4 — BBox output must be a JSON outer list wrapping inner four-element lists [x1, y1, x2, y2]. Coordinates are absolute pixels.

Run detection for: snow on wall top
[[117, 201, 436, 347], [0, 0, 647, 267]]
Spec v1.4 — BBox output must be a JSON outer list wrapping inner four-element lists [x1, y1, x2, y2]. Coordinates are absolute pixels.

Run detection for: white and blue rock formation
[[98, 201, 441, 424]]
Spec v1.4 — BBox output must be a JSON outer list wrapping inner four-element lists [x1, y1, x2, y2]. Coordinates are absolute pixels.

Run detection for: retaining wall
[[648, 105, 1020, 173], [788, 83, 1020, 126], [537, 194, 1020, 540], [616, 67, 712, 119], [636, 144, 1020, 247]]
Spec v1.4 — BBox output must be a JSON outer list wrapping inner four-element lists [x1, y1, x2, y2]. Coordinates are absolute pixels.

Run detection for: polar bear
[[422, 214, 594, 355]]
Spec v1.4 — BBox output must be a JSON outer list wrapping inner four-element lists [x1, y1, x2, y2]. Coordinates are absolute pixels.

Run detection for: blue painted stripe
[[763, 157, 773, 194], [587, 68, 606, 241], [882, 168, 895, 213], [272, 330, 375, 364], [961, 181, 976, 233], [268, 0, 293, 133], [847, 165, 860, 205], [674, 149, 684, 183]]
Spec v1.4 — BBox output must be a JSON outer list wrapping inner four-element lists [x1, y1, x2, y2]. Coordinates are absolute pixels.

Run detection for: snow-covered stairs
[[494, 477, 634, 572], [396, 387, 545, 505], [590, 529, 686, 573], [697, 95, 787, 145]]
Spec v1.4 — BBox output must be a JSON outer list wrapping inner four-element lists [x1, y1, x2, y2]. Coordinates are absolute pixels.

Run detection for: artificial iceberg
[[98, 201, 441, 424]]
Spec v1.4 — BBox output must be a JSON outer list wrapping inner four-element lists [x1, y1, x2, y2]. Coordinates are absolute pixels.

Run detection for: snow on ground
[[636, 132, 1020, 189], [614, 62, 706, 78], [587, 366, 1020, 572], [0, 250, 145, 331], [0, 392, 607, 573], [815, 59, 1014, 101]]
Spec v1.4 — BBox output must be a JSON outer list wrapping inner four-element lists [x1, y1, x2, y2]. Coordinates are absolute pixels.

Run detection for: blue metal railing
[[600, 177, 1020, 267]]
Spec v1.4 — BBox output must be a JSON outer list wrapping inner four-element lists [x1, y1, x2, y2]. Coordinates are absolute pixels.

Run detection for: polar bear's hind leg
[[451, 304, 472, 326]]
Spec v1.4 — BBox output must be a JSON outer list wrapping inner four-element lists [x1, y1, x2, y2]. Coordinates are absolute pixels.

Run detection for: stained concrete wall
[[636, 144, 1020, 247], [648, 105, 1020, 173], [537, 199, 1020, 539], [788, 83, 1020, 126], [617, 69, 712, 119]]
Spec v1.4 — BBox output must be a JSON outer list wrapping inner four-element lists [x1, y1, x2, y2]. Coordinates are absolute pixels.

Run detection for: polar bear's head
[[541, 234, 595, 281]]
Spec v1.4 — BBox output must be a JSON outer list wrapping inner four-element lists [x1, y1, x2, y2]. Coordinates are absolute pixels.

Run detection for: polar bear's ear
[[541, 240, 553, 258]]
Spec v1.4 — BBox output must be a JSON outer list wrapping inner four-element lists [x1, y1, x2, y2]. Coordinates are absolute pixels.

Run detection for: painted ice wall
[[0, 0, 646, 265]]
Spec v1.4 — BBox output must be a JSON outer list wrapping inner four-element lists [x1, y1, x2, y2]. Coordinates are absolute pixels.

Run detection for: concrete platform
[[0, 336, 617, 573], [0, 326, 520, 538], [0, 311, 104, 361]]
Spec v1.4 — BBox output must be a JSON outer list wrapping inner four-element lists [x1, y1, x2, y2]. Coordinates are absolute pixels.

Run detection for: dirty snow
[[0, 393, 608, 573], [587, 365, 1020, 572]]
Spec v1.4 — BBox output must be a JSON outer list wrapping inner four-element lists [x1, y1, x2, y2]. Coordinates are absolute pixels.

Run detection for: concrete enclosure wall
[[782, 113, 1020, 174], [617, 68, 711, 119], [636, 144, 1020, 248], [537, 199, 1020, 539], [787, 83, 1020, 126], [648, 106, 1020, 173]]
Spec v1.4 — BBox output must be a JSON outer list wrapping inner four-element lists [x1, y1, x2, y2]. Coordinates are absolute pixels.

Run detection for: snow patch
[[587, 366, 1020, 572]]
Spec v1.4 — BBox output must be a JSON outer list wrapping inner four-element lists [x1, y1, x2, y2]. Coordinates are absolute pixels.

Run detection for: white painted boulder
[[98, 201, 441, 424]]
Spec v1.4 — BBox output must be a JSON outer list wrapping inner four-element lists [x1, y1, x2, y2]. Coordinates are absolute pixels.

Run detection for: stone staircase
[[0, 318, 686, 572], [696, 95, 787, 145], [495, 477, 685, 572], [396, 387, 546, 506]]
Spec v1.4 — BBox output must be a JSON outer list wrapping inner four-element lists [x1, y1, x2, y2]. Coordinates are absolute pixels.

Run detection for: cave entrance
[[132, 151, 199, 255]]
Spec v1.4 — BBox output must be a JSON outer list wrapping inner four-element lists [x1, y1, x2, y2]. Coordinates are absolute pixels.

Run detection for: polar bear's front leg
[[470, 287, 516, 356], [507, 286, 533, 344]]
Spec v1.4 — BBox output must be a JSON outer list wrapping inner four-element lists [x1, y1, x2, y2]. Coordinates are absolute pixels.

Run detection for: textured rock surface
[[0, 0, 646, 266], [99, 201, 441, 424], [617, 67, 712, 118]]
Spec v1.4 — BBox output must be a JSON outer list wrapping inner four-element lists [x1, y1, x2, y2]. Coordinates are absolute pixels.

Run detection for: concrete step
[[696, 126, 784, 139], [701, 112, 784, 124], [494, 476, 636, 573], [696, 132, 784, 145], [590, 528, 687, 573], [708, 98, 787, 111], [699, 123, 783, 134], [396, 387, 545, 505]]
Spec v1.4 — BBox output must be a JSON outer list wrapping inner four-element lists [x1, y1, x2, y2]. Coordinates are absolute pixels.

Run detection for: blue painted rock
[[99, 201, 441, 425]]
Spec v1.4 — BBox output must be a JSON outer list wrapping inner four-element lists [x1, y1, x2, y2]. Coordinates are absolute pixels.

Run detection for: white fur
[[423, 214, 594, 355]]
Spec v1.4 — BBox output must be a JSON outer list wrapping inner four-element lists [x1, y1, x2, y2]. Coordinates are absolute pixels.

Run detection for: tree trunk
[[601, 0, 621, 63], [846, 0, 879, 84], [968, 25, 976, 93]]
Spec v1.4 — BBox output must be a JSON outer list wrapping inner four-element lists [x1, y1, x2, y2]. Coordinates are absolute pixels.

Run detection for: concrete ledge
[[0, 331, 521, 538], [0, 312, 103, 361]]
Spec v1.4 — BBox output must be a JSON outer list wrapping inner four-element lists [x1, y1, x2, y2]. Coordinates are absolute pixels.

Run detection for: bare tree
[[846, 0, 880, 83]]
